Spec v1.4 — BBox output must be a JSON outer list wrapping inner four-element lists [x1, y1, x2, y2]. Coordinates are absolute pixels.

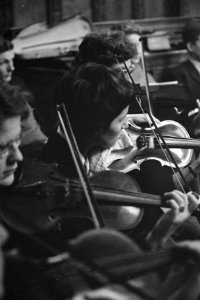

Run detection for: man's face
[[0, 116, 23, 186], [0, 50, 15, 83], [112, 59, 136, 82], [188, 36, 200, 62]]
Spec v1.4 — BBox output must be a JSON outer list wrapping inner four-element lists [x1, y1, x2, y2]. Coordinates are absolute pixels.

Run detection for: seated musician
[[54, 30, 158, 126], [0, 35, 47, 157], [43, 62, 200, 247], [0, 82, 82, 299], [53, 30, 200, 196], [0, 82, 27, 299], [74, 31, 200, 196], [164, 19, 200, 138], [0, 80, 199, 299], [125, 31, 156, 86]]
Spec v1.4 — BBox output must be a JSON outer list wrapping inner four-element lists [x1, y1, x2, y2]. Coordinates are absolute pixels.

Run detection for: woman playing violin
[[43, 62, 200, 299], [0, 82, 28, 299], [43, 62, 200, 247], [0, 65, 199, 300], [52, 30, 200, 197]]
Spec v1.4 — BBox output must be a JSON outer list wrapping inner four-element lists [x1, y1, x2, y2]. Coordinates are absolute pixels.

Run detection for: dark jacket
[[171, 59, 200, 109]]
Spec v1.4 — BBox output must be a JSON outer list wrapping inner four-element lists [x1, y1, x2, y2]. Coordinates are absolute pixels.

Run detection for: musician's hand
[[126, 113, 160, 127], [146, 190, 200, 249], [163, 190, 200, 225]]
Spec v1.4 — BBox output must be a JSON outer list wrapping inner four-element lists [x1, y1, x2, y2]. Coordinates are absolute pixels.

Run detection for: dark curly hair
[[67, 63, 134, 138], [0, 83, 29, 126], [182, 18, 200, 46], [78, 31, 135, 66], [0, 35, 13, 54]]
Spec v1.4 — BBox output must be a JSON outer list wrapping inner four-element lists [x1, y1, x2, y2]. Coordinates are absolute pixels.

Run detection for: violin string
[[67, 179, 164, 206], [137, 134, 200, 144], [116, 57, 187, 194], [69, 178, 164, 202], [70, 183, 160, 202]]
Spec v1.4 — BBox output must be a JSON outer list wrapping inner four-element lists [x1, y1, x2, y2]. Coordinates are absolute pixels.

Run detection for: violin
[[127, 120, 198, 168], [0, 160, 167, 234], [0, 167, 146, 233], [1, 158, 199, 236]]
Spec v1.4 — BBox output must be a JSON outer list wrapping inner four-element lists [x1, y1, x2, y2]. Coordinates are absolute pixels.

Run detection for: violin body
[[90, 171, 143, 231], [127, 120, 194, 169], [0, 158, 145, 237], [0, 159, 67, 235]]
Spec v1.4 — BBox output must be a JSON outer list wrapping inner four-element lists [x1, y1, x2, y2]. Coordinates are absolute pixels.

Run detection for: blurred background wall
[[1, 0, 200, 35]]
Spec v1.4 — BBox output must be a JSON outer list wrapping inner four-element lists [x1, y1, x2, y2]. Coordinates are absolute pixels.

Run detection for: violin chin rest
[[69, 228, 141, 260]]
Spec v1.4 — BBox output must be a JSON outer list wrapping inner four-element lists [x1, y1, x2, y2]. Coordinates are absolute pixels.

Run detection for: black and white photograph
[[1, 1, 200, 299]]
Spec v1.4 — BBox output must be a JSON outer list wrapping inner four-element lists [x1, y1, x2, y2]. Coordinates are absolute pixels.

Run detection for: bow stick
[[56, 103, 104, 229]]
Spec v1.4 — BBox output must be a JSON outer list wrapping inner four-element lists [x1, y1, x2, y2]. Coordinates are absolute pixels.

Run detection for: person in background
[[125, 31, 156, 86], [171, 19, 200, 110], [167, 19, 200, 138], [0, 82, 27, 299], [0, 35, 47, 158], [53, 30, 159, 129]]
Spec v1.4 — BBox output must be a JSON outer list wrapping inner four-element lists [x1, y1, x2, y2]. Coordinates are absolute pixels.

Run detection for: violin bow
[[118, 51, 192, 193], [139, 35, 154, 116], [56, 103, 104, 229]]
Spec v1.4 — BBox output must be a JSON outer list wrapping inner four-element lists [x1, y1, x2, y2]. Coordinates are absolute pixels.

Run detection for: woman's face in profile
[[0, 116, 23, 187], [97, 106, 129, 148]]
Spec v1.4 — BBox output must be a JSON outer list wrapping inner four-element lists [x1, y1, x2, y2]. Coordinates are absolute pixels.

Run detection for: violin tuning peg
[[136, 135, 147, 149]]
